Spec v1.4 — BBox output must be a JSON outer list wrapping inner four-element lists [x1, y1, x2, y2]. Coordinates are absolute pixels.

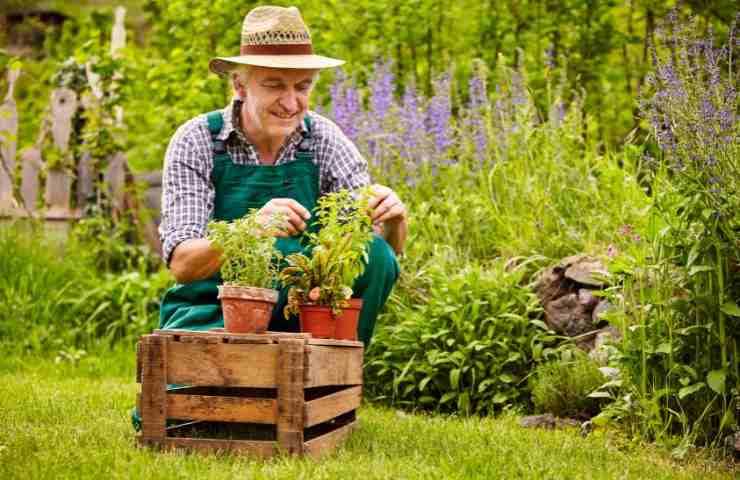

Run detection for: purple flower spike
[[426, 73, 453, 157], [400, 83, 425, 161], [468, 69, 489, 159]]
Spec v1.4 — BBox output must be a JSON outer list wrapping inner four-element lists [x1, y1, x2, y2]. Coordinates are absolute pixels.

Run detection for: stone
[[564, 256, 608, 287], [544, 293, 595, 337], [519, 414, 580, 430], [592, 299, 612, 324]]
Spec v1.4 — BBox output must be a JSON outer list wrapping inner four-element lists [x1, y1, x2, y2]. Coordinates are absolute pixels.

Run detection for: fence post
[[0, 67, 20, 213]]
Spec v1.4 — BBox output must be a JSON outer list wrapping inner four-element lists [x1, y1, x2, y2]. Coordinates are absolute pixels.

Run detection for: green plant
[[280, 188, 373, 316], [529, 348, 607, 418], [365, 254, 559, 414], [207, 210, 282, 288]]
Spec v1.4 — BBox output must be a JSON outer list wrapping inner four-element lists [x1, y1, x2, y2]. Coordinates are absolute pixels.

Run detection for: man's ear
[[232, 72, 247, 99]]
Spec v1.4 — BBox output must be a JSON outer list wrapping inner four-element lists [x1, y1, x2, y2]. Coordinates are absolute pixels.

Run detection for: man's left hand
[[367, 184, 406, 227]]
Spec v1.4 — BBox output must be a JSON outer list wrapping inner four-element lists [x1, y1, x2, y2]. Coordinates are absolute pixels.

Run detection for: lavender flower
[[467, 68, 489, 159], [330, 71, 362, 141], [399, 83, 425, 162], [426, 72, 453, 157]]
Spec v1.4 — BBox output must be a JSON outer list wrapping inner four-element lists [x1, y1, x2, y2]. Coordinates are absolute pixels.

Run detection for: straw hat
[[209, 6, 344, 74]]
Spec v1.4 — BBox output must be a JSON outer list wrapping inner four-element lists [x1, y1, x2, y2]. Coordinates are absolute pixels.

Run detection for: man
[[158, 5, 407, 345]]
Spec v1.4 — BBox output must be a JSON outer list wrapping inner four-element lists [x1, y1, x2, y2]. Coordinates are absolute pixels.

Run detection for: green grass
[[0, 346, 735, 480]]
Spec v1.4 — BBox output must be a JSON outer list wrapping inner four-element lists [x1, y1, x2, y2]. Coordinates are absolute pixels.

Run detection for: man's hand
[[368, 184, 407, 226], [367, 184, 407, 255], [257, 198, 311, 237]]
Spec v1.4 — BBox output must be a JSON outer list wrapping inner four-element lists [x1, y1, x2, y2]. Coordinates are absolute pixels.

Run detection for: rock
[[544, 293, 595, 337], [519, 414, 580, 430], [592, 299, 611, 324], [564, 256, 608, 287], [534, 265, 570, 306], [578, 289, 599, 308]]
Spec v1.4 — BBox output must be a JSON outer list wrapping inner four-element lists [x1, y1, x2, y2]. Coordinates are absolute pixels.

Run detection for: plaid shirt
[[159, 99, 371, 264]]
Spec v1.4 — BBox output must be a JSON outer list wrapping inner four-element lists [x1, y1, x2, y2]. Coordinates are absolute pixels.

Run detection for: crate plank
[[304, 345, 364, 387], [167, 394, 277, 424], [303, 420, 357, 459], [277, 338, 305, 455], [167, 342, 279, 387], [135, 341, 142, 383], [306, 338, 363, 347], [304, 386, 362, 428], [140, 335, 167, 444]]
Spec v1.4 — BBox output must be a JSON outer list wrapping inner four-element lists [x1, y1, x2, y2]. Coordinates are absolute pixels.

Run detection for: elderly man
[[157, 5, 407, 345]]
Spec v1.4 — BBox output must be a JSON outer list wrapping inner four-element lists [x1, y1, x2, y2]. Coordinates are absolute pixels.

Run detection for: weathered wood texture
[[140, 335, 167, 445], [303, 420, 358, 459], [0, 68, 19, 212], [166, 342, 280, 387], [304, 386, 362, 428], [305, 345, 364, 387], [167, 394, 277, 424], [137, 331, 362, 458], [277, 338, 305, 454]]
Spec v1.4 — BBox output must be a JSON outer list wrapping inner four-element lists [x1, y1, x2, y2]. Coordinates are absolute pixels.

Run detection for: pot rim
[[218, 284, 279, 303], [299, 298, 363, 310]]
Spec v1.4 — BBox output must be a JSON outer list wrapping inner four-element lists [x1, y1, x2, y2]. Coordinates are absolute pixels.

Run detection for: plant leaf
[[720, 301, 740, 317], [678, 382, 705, 400], [706, 369, 726, 394]]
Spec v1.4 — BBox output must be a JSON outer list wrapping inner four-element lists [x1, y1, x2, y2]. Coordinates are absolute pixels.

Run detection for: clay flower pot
[[217, 285, 279, 334], [299, 298, 363, 340]]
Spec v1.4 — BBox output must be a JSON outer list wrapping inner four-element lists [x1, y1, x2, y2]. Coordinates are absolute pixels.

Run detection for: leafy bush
[[0, 224, 172, 352], [529, 348, 607, 418], [365, 255, 557, 414]]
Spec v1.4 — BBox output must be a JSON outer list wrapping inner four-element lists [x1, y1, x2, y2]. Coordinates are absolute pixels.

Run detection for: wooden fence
[[0, 6, 162, 255]]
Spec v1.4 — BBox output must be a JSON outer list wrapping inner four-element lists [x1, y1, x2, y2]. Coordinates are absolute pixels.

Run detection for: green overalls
[[159, 111, 400, 344], [132, 111, 399, 431]]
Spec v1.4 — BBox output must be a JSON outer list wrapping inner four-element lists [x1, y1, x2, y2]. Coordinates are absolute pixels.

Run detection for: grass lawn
[[0, 345, 736, 480]]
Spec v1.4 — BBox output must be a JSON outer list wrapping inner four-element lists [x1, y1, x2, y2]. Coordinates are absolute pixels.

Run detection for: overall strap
[[295, 115, 314, 162], [205, 110, 227, 156]]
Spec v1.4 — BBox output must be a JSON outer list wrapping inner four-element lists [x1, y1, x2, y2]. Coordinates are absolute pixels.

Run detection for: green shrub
[[529, 348, 607, 418], [0, 224, 172, 352], [365, 254, 558, 414]]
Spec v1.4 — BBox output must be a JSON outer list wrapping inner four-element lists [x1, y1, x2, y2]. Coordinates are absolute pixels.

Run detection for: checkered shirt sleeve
[[158, 105, 371, 266]]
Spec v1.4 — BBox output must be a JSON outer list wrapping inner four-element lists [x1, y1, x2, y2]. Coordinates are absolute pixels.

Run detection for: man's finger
[[274, 198, 311, 220], [375, 203, 406, 224], [371, 194, 398, 221], [277, 206, 306, 233]]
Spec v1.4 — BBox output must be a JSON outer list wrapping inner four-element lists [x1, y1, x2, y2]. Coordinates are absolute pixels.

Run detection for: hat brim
[[209, 54, 345, 75]]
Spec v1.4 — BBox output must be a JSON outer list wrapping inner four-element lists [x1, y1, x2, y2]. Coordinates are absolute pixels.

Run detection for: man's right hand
[[257, 198, 311, 237]]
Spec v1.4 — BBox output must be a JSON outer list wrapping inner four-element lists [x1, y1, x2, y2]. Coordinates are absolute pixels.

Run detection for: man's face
[[240, 66, 318, 141]]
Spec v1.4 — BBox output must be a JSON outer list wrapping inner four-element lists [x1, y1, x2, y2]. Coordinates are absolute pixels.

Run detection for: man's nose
[[279, 89, 299, 112]]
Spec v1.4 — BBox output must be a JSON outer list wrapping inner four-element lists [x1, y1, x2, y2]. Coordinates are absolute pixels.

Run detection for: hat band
[[240, 43, 314, 55]]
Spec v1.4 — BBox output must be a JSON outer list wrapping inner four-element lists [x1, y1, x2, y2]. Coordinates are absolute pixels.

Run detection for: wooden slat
[[0, 67, 19, 211], [44, 168, 72, 214], [20, 148, 41, 213], [50, 88, 77, 153], [135, 341, 142, 383], [306, 338, 363, 347], [304, 345, 364, 387], [304, 386, 362, 428], [303, 420, 358, 459], [167, 394, 277, 424], [140, 335, 167, 444], [76, 152, 94, 207], [166, 342, 280, 387], [105, 152, 127, 214], [277, 338, 305, 455]]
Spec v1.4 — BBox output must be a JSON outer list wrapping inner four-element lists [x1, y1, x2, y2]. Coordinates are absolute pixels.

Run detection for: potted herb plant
[[279, 188, 373, 340], [208, 210, 282, 334]]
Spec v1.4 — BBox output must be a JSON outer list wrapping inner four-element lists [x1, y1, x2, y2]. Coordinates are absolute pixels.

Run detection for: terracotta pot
[[299, 298, 363, 340], [217, 285, 279, 334]]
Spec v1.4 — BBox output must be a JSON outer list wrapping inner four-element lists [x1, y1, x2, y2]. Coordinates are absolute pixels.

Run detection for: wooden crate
[[136, 330, 363, 458]]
